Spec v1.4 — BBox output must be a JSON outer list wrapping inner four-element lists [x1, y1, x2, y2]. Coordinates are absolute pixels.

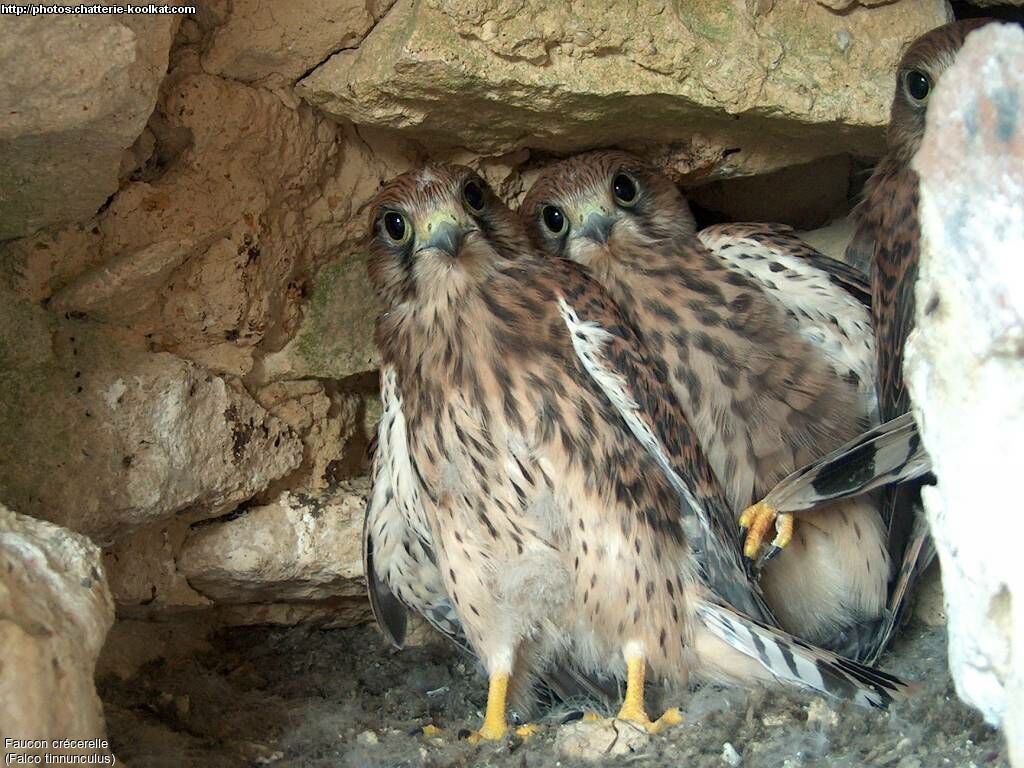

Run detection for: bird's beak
[[578, 210, 617, 245], [420, 213, 469, 258]]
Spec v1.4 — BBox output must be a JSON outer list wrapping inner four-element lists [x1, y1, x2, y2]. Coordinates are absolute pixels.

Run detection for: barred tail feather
[[863, 509, 936, 664], [695, 601, 914, 709], [760, 412, 931, 515]]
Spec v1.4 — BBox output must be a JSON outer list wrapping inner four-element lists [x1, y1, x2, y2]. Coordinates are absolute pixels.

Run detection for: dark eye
[[382, 211, 410, 245], [905, 69, 931, 103], [463, 179, 485, 212], [612, 173, 638, 206], [542, 205, 567, 235]]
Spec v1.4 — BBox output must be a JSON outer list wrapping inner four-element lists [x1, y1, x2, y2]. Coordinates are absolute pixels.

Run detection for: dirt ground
[[97, 613, 1008, 768]]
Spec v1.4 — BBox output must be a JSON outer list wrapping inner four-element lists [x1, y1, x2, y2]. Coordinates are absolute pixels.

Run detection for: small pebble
[[357, 730, 379, 745], [722, 741, 742, 766]]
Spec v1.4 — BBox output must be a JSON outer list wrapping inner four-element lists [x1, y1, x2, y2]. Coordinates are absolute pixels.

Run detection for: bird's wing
[[700, 222, 871, 306], [698, 223, 876, 418], [755, 412, 931, 515], [695, 599, 913, 709], [363, 365, 467, 651], [552, 261, 772, 624], [858, 165, 920, 424]]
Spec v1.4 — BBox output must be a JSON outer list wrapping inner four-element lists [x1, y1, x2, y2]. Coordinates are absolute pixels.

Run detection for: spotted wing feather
[[554, 263, 772, 624], [363, 365, 468, 651], [699, 223, 876, 418]]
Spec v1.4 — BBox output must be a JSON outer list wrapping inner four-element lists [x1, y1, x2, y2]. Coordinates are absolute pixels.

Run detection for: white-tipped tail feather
[[695, 601, 913, 709]]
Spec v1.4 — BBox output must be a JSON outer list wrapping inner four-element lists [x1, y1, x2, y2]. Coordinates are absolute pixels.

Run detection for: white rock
[[906, 22, 1024, 765], [0, 306, 303, 542], [722, 741, 743, 766], [0, 504, 114, 748], [178, 480, 369, 602], [555, 719, 650, 761]]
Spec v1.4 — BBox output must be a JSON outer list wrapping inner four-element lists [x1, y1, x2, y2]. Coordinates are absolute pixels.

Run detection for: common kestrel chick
[[520, 151, 889, 657], [364, 164, 908, 740]]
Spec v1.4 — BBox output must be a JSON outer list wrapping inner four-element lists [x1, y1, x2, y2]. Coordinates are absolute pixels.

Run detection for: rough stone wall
[[906, 22, 1024, 765], [0, 3, 951, 628], [0, 505, 114, 749]]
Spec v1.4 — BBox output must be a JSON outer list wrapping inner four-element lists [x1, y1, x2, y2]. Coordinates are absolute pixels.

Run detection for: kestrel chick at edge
[[727, 19, 997, 664], [363, 163, 908, 741], [520, 151, 889, 658]]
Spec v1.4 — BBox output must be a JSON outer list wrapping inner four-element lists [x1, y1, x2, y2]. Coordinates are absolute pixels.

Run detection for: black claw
[[561, 710, 585, 724], [764, 545, 783, 562], [457, 728, 472, 740]]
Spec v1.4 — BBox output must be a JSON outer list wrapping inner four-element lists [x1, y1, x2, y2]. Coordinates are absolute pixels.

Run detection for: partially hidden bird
[[726, 18, 995, 663], [520, 150, 890, 659], [363, 163, 910, 741]]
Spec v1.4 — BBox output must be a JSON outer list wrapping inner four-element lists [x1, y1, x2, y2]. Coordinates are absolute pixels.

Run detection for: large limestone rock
[[178, 480, 368, 604], [906, 22, 1024, 765], [0, 504, 115, 749], [203, 0, 395, 84], [299, 0, 949, 179], [0, 14, 179, 239], [0, 291, 303, 543]]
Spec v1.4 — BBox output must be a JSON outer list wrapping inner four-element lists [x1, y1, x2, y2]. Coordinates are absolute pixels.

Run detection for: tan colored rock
[[299, 0, 949, 178], [0, 14, 179, 239], [102, 517, 210, 611], [178, 480, 369, 603], [255, 254, 383, 383], [203, 0, 395, 84], [0, 295, 303, 542], [0, 504, 114, 747], [816, 0, 896, 9], [48, 238, 203, 321]]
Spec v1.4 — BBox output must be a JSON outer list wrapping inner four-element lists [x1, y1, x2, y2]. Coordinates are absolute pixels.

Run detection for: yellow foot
[[514, 724, 541, 740], [615, 705, 683, 734], [739, 501, 793, 562], [466, 721, 507, 744], [421, 724, 443, 738]]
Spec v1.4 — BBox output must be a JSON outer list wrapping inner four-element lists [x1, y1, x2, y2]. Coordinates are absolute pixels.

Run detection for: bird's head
[[519, 150, 696, 273], [888, 18, 994, 164], [366, 164, 531, 308]]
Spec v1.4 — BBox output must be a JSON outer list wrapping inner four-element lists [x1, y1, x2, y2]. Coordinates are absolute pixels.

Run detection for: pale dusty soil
[[99, 617, 1008, 768]]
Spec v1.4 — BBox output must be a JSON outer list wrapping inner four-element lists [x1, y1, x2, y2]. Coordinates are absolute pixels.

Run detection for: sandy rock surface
[[299, 1, 948, 177], [0, 14, 178, 240], [0, 504, 114, 750], [179, 480, 368, 603]]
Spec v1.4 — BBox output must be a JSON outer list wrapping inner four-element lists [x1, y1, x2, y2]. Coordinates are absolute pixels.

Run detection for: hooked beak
[[419, 218, 468, 258], [578, 211, 616, 244]]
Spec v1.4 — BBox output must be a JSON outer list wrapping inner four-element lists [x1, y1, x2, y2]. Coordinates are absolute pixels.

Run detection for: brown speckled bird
[[698, 19, 996, 664], [363, 163, 909, 741], [520, 151, 889, 657]]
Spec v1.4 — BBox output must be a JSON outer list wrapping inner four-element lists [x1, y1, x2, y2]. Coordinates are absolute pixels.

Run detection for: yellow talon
[[514, 724, 541, 739], [739, 501, 793, 560], [467, 672, 510, 743], [614, 653, 682, 734]]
